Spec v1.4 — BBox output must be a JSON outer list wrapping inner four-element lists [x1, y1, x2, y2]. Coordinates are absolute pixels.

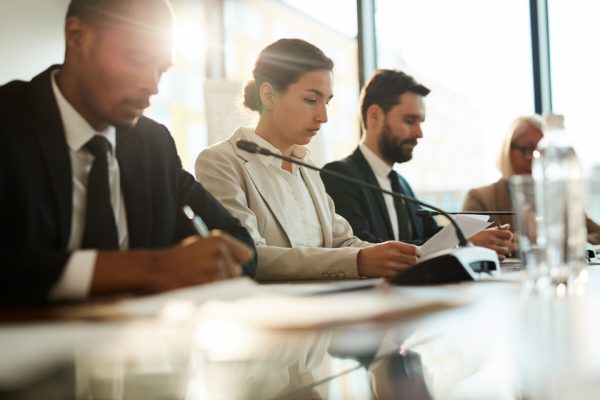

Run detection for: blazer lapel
[[28, 66, 72, 248], [230, 128, 296, 244], [116, 128, 151, 247], [242, 159, 295, 245], [495, 178, 514, 226], [495, 178, 512, 212], [300, 167, 332, 247], [351, 148, 395, 240]]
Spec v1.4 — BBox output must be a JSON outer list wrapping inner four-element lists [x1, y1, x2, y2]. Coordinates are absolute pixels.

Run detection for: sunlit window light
[[173, 19, 205, 63]]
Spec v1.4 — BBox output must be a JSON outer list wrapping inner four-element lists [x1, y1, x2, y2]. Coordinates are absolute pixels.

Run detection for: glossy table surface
[[3, 266, 600, 399]]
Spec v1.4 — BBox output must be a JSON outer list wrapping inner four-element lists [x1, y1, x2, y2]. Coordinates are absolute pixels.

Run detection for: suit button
[[337, 271, 345, 278], [322, 273, 330, 278]]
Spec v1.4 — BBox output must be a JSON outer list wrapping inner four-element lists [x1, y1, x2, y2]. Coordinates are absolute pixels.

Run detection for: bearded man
[[321, 69, 512, 259]]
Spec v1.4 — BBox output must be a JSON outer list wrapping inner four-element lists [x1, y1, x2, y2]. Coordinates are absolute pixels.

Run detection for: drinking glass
[[509, 175, 550, 290]]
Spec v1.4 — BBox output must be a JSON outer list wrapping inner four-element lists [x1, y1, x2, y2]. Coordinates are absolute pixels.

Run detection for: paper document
[[120, 278, 386, 317], [262, 278, 385, 296], [196, 290, 466, 330], [420, 214, 492, 256], [120, 277, 261, 317]]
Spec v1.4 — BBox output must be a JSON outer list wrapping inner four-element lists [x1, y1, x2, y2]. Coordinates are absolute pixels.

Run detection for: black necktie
[[388, 170, 413, 241], [81, 135, 119, 249]]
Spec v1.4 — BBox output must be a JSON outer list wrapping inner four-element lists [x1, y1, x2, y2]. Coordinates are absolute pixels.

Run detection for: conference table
[[2, 265, 600, 399]]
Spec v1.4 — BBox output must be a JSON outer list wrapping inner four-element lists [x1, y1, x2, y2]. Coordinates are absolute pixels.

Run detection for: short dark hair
[[66, 0, 172, 27], [360, 69, 430, 128], [243, 38, 334, 112]]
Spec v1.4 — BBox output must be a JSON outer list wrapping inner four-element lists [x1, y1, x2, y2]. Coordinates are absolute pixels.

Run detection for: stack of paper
[[420, 214, 492, 256]]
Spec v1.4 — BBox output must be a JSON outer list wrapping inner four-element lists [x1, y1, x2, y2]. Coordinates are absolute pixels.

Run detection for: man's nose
[[413, 124, 423, 138], [141, 67, 161, 96]]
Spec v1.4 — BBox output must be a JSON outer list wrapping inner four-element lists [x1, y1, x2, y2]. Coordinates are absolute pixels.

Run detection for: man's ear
[[64, 16, 91, 56], [366, 104, 383, 131], [259, 82, 277, 111]]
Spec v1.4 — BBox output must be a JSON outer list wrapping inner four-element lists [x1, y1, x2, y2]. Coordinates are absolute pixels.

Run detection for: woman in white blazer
[[196, 39, 420, 281]]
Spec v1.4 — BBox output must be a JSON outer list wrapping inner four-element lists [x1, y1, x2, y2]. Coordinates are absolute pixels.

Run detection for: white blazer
[[195, 127, 370, 281]]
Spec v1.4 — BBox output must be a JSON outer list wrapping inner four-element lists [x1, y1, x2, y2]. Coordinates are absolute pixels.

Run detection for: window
[[548, 0, 600, 172], [146, 1, 208, 173], [375, 0, 534, 209], [223, 0, 359, 167], [146, 0, 361, 172]]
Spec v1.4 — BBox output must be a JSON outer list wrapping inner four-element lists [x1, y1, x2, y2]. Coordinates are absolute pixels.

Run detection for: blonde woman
[[463, 115, 600, 243]]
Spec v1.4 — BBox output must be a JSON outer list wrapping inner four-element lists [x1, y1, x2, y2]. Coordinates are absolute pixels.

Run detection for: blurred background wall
[[2, 0, 598, 215]]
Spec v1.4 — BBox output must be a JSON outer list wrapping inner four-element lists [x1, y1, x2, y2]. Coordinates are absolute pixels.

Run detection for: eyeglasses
[[510, 143, 536, 157]]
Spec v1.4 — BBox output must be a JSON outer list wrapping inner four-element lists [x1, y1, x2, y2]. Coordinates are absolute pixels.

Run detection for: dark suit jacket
[[0, 66, 256, 306], [321, 147, 440, 244]]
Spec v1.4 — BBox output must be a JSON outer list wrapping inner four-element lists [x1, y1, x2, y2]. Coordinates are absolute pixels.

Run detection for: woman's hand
[[357, 241, 421, 278]]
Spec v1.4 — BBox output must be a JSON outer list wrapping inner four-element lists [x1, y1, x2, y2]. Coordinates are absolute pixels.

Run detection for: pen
[[496, 222, 508, 230], [182, 204, 236, 279], [183, 204, 209, 237]]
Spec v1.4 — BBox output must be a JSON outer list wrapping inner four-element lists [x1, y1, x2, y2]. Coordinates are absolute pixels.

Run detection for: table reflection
[[73, 307, 433, 399], [6, 267, 600, 399]]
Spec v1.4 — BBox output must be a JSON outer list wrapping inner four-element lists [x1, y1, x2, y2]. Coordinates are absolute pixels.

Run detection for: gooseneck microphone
[[416, 210, 514, 217], [236, 140, 470, 246], [236, 139, 501, 284]]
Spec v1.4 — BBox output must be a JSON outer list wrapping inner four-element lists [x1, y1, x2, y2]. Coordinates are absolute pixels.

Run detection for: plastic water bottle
[[531, 114, 587, 287]]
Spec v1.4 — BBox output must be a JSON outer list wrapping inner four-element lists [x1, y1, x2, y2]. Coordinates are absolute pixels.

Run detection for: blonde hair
[[496, 115, 546, 178]]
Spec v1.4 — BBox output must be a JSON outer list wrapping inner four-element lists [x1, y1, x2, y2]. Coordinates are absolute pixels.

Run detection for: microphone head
[[236, 140, 260, 154], [416, 210, 436, 217]]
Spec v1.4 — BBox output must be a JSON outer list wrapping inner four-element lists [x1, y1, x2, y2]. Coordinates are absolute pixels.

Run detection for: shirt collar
[[51, 70, 116, 154], [243, 128, 310, 169], [359, 143, 393, 178]]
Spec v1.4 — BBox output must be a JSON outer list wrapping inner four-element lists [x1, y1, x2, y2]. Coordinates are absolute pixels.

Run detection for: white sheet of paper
[[262, 278, 385, 296], [120, 278, 387, 317], [419, 214, 492, 256], [119, 277, 263, 317], [196, 289, 466, 330]]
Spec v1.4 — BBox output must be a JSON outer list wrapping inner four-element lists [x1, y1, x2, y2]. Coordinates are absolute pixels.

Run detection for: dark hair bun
[[242, 39, 333, 114], [243, 80, 261, 111]]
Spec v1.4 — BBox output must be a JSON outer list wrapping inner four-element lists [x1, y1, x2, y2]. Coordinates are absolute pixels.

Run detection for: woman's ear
[[259, 82, 277, 111]]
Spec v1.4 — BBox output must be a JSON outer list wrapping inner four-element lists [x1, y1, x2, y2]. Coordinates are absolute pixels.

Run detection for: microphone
[[416, 210, 514, 217], [238, 140, 468, 245], [236, 140, 501, 284], [236, 140, 268, 155]]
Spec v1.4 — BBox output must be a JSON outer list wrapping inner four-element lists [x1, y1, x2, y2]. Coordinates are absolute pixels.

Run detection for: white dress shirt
[[358, 143, 400, 240], [48, 70, 129, 301], [249, 131, 324, 247]]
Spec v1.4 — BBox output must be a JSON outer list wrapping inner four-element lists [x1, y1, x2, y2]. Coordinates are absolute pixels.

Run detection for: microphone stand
[[236, 140, 501, 284], [416, 210, 514, 217]]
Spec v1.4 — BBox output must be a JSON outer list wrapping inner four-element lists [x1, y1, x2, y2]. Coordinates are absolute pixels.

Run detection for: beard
[[378, 122, 418, 164]]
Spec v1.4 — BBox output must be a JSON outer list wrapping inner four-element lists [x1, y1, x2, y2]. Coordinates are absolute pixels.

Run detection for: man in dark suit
[[322, 70, 512, 258], [0, 0, 255, 306]]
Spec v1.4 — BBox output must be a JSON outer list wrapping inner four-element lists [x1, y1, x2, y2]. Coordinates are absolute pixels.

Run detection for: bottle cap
[[544, 113, 565, 129]]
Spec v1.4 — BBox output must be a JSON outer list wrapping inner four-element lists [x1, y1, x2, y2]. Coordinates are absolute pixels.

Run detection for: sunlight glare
[[174, 19, 205, 63]]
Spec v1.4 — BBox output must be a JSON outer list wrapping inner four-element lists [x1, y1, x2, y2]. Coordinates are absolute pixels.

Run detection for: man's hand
[[92, 231, 253, 296], [147, 230, 253, 291], [357, 241, 421, 278], [470, 225, 513, 261]]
